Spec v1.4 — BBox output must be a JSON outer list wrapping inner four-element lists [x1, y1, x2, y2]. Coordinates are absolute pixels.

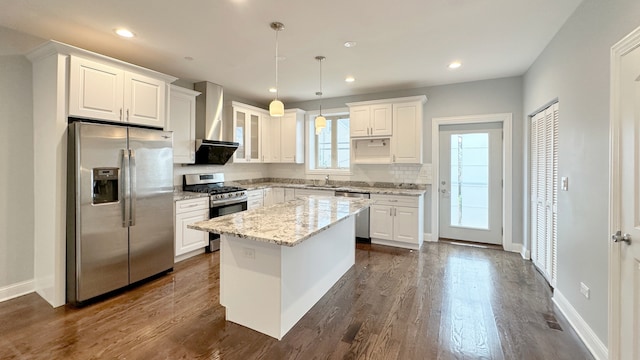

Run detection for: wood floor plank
[[0, 242, 595, 359]]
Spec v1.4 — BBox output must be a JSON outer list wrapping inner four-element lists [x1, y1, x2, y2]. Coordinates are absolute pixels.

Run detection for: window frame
[[305, 107, 352, 175]]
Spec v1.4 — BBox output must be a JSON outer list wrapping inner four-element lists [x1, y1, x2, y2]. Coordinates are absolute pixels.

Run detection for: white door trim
[[608, 24, 640, 360], [432, 113, 513, 252]]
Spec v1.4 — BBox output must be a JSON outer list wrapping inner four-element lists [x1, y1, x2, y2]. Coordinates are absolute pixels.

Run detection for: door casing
[[431, 113, 514, 252]]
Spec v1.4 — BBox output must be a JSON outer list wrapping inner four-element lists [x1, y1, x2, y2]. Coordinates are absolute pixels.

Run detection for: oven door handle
[[210, 196, 248, 207]]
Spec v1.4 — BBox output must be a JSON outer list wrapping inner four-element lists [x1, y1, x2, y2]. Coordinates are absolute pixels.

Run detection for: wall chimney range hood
[[193, 81, 238, 165]]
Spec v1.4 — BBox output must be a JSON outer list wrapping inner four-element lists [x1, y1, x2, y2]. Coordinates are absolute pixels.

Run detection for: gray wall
[[524, 0, 640, 344], [288, 76, 524, 242], [0, 55, 34, 288]]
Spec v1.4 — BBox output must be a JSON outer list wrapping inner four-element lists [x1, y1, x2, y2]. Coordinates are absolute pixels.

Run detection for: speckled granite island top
[[188, 196, 373, 247]]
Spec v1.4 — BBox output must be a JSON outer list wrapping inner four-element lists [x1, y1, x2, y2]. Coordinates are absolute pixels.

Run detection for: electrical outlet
[[243, 247, 255, 259], [580, 282, 590, 299], [561, 177, 569, 191]]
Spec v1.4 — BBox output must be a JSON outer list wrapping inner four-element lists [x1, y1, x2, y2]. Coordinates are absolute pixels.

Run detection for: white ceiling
[[0, 0, 583, 104]]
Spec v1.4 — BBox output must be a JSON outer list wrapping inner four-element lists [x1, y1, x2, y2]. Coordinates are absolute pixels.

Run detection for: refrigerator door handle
[[130, 148, 137, 226], [121, 149, 130, 227]]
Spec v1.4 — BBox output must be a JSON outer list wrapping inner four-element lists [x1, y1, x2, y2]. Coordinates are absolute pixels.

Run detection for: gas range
[[183, 173, 248, 207]]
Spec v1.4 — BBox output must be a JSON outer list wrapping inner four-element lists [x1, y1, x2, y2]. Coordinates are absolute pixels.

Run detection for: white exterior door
[[610, 27, 640, 360], [438, 124, 503, 245]]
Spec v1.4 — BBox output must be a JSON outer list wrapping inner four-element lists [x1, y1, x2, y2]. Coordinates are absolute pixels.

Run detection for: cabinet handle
[[393, 155, 396, 163], [394, 208, 397, 216], [390, 208, 393, 216], [120, 108, 123, 120], [126, 109, 130, 121]]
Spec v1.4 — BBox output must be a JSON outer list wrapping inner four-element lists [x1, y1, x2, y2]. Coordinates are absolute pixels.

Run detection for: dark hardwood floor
[[0, 242, 594, 359]]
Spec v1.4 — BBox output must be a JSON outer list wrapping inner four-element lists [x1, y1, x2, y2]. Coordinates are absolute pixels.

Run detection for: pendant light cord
[[275, 28, 279, 100]]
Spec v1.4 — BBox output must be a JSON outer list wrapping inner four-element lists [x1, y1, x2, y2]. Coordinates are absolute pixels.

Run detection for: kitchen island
[[189, 196, 373, 340]]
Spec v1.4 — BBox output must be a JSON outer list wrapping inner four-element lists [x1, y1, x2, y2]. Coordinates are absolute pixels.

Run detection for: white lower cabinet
[[247, 189, 264, 209], [264, 187, 285, 206], [370, 194, 424, 249], [174, 197, 209, 260], [284, 188, 296, 202]]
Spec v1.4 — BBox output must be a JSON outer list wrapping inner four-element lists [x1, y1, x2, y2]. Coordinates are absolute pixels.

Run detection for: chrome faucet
[[325, 174, 330, 185]]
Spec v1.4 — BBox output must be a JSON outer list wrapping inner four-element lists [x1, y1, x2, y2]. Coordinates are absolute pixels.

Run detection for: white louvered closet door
[[530, 103, 558, 287]]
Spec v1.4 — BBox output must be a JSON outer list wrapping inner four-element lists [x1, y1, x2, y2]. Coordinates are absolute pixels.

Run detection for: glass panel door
[[234, 110, 246, 161]]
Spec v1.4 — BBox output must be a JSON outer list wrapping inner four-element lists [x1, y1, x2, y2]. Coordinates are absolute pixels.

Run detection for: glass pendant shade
[[315, 115, 326, 135], [270, 99, 284, 117]]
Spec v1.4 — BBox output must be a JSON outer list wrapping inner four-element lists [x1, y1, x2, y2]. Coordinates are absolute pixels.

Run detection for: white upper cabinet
[[69, 56, 124, 123], [349, 96, 426, 164], [168, 85, 200, 164], [280, 109, 305, 163], [233, 102, 264, 163], [262, 114, 281, 163], [123, 72, 166, 128], [261, 108, 305, 164], [69, 56, 168, 128], [349, 103, 392, 137], [391, 99, 424, 164]]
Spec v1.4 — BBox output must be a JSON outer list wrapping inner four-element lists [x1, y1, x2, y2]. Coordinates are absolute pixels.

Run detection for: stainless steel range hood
[[193, 81, 238, 165]]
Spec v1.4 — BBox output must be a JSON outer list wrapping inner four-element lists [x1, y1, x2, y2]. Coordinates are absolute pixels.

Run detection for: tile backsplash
[[173, 162, 432, 187]]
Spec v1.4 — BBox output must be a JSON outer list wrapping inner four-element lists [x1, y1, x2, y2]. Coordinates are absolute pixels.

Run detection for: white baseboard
[[0, 279, 35, 303], [424, 233, 436, 242], [553, 290, 608, 360], [371, 238, 420, 250], [174, 248, 207, 263]]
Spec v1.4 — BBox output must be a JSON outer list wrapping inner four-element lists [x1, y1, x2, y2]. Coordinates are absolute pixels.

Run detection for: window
[[306, 109, 351, 173]]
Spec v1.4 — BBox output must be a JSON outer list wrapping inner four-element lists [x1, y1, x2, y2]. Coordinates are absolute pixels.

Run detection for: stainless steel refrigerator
[[67, 121, 174, 304]]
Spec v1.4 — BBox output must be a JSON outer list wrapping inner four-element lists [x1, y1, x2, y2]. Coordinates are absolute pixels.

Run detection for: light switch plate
[[561, 177, 569, 191]]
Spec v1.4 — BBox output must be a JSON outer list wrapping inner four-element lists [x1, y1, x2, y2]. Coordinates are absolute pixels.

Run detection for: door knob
[[612, 230, 632, 245]]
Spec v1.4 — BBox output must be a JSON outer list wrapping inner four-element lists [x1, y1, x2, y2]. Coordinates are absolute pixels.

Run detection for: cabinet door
[[124, 72, 166, 128], [393, 206, 419, 244], [392, 102, 422, 163], [249, 112, 261, 162], [168, 86, 197, 163], [175, 210, 209, 256], [263, 188, 274, 206], [234, 108, 248, 162], [370, 103, 392, 136], [69, 56, 124, 122], [284, 188, 296, 202], [349, 105, 370, 137], [262, 114, 281, 162], [272, 188, 285, 203], [370, 204, 393, 240], [280, 112, 297, 163]]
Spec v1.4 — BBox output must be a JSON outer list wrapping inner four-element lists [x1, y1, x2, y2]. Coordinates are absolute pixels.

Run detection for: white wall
[[287, 76, 524, 238], [524, 0, 640, 346], [0, 55, 34, 290]]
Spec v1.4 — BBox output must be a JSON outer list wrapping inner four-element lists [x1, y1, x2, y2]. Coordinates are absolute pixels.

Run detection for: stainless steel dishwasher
[[335, 191, 370, 242]]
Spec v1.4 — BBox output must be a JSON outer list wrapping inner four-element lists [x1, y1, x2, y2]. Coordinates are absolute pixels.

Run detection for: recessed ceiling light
[[344, 41, 357, 48], [269, 87, 277, 93], [345, 76, 355, 83], [448, 61, 462, 69], [115, 28, 135, 38]]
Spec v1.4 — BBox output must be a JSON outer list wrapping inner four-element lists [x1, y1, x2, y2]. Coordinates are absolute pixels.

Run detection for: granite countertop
[[241, 182, 426, 196], [173, 191, 210, 201], [188, 196, 373, 247]]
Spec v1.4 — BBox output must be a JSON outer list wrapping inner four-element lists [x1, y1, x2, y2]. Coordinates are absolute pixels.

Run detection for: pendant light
[[315, 55, 326, 135], [269, 22, 285, 117]]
